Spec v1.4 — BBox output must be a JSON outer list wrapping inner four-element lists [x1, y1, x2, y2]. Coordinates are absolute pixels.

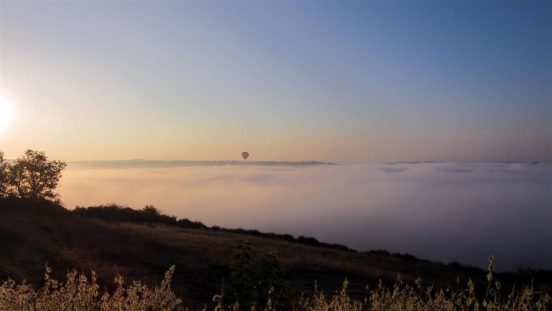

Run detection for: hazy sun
[[0, 92, 14, 132]]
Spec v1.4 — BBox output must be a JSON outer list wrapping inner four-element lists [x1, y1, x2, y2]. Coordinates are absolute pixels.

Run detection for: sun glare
[[0, 92, 14, 133]]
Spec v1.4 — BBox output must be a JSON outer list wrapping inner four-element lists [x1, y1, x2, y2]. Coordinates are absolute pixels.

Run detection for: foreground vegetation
[[1, 257, 549, 310]]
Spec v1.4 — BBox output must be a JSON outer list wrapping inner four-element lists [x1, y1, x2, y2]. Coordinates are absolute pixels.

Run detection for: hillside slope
[[0, 198, 550, 307]]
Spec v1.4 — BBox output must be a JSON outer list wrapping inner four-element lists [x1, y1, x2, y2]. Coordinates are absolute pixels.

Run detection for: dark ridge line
[[385, 160, 552, 165], [68, 160, 338, 169], [3, 198, 551, 275], [69, 203, 489, 274]]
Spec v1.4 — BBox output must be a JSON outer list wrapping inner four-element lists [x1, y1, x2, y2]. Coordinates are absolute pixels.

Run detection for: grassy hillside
[[0, 198, 550, 308]]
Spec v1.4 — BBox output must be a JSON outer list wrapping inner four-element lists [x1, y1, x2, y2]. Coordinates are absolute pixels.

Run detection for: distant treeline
[[72, 204, 355, 253], [73, 205, 207, 229], [68, 160, 337, 170]]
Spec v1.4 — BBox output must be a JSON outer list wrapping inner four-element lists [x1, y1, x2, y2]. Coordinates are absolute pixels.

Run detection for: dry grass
[[1, 257, 549, 310], [0, 266, 181, 311], [295, 275, 551, 311]]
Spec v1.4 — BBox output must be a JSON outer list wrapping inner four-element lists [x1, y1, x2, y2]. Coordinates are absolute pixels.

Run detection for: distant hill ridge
[[68, 160, 337, 169]]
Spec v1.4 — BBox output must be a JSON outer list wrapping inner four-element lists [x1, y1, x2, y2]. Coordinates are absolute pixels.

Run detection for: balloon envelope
[[242, 151, 249, 160]]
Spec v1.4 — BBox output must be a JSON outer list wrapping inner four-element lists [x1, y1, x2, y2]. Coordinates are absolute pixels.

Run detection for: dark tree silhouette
[[143, 204, 160, 216], [231, 240, 255, 308], [9, 149, 66, 200], [257, 250, 283, 309], [0, 151, 9, 197]]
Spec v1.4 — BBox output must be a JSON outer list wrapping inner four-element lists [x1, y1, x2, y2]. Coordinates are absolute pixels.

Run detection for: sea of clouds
[[59, 161, 552, 271]]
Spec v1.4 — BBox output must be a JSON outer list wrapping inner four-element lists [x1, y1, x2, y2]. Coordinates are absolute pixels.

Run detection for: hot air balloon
[[242, 151, 249, 160]]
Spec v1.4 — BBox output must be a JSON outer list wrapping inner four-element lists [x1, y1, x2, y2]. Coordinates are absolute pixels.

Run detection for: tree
[[257, 250, 283, 309], [231, 240, 255, 308], [9, 149, 66, 200], [0, 151, 9, 197], [143, 204, 160, 216]]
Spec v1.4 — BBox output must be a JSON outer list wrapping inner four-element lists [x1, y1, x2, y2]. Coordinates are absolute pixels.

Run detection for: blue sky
[[0, 1, 550, 161]]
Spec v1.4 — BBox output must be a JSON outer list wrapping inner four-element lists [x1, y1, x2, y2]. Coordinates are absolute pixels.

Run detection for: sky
[[0, 1, 551, 162]]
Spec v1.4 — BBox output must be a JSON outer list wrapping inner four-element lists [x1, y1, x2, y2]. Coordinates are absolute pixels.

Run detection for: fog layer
[[59, 162, 552, 270]]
